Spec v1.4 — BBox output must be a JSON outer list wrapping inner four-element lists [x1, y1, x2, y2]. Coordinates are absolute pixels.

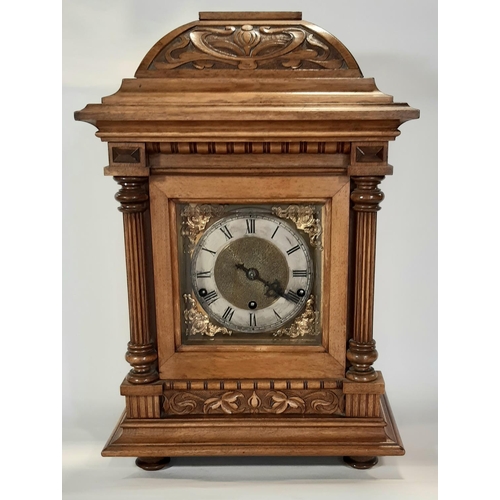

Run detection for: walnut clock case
[[74, 12, 419, 471]]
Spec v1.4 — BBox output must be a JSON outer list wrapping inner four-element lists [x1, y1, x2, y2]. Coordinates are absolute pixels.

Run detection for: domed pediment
[[74, 12, 419, 141], [135, 12, 361, 75]]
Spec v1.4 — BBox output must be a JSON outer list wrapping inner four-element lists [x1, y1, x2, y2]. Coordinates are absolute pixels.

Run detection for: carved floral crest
[[149, 24, 348, 70]]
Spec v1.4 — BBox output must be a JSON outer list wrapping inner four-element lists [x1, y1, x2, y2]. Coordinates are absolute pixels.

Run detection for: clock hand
[[235, 263, 286, 299]]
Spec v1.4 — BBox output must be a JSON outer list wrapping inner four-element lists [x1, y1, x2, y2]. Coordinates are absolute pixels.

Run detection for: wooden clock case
[[75, 12, 419, 470]]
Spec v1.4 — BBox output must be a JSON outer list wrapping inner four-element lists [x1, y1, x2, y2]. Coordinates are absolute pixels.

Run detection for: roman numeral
[[246, 219, 256, 234], [287, 245, 300, 256], [285, 291, 301, 304], [273, 309, 282, 320], [222, 306, 234, 322], [196, 271, 211, 279], [249, 313, 257, 327], [219, 225, 233, 240], [292, 270, 308, 277], [271, 225, 279, 239], [203, 290, 218, 306], [202, 247, 216, 255]]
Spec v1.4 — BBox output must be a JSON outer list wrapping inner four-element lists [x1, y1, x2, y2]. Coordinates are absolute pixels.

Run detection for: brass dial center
[[214, 237, 289, 310]]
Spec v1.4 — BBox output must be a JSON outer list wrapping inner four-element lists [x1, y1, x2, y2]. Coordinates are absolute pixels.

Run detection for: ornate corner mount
[[183, 294, 232, 337], [272, 205, 323, 249], [274, 296, 320, 338], [181, 204, 224, 253]]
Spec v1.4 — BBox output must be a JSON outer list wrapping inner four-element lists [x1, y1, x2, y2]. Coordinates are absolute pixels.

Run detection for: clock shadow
[[123, 456, 404, 482]]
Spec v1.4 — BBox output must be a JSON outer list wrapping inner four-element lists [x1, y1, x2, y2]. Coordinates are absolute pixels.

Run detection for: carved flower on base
[[248, 391, 262, 413], [264, 391, 306, 414], [203, 392, 245, 414]]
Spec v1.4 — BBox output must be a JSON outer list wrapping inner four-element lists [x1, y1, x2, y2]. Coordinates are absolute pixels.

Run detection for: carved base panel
[[102, 393, 404, 459], [164, 388, 344, 416], [120, 375, 387, 418]]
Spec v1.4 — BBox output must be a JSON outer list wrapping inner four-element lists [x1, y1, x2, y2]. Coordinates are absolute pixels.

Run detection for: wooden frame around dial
[[150, 174, 350, 380]]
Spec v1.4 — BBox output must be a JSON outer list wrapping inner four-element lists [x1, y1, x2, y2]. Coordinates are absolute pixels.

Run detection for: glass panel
[[177, 203, 324, 346]]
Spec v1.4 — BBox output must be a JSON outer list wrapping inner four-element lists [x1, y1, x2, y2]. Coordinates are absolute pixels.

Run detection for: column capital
[[114, 176, 149, 213], [351, 176, 385, 213]]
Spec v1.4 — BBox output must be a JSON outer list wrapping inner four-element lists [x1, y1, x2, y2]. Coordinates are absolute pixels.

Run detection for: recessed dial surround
[[191, 213, 313, 333]]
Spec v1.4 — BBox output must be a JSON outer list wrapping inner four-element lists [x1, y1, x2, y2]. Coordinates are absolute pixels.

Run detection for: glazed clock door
[[149, 174, 350, 381]]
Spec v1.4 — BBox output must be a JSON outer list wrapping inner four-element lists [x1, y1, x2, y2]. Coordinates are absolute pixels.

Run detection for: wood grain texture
[[114, 177, 158, 384], [74, 16, 419, 144], [74, 11, 419, 466], [126, 396, 162, 418], [163, 379, 342, 390], [135, 18, 360, 74], [346, 176, 385, 382], [344, 394, 380, 418], [102, 393, 404, 458], [146, 141, 351, 154], [199, 12, 303, 20], [148, 175, 349, 380], [163, 388, 344, 416], [147, 152, 348, 176]]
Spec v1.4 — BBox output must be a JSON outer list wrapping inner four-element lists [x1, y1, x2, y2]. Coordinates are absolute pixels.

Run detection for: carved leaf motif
[[167, 392, 204, 415], [234, 25, 261, 56], [306, 391, 341, 414], [152, 25, 345, 71], [163, 388, 344, 416], [265, 391, 306, 414], [248, 391, 262, 411], [203, 392, 245, 414]]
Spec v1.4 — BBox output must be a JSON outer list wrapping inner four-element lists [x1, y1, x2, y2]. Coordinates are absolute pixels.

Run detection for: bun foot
[[135, 457, 171, 471], [343, 456, 378, 469]]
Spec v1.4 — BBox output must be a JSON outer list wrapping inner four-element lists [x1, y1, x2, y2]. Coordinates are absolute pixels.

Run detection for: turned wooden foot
[[135, 457, 171, 471], [343, 456, 378, 469]]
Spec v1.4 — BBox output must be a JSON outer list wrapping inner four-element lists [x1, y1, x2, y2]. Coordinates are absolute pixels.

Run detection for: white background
[[61, 0, 437, 498]]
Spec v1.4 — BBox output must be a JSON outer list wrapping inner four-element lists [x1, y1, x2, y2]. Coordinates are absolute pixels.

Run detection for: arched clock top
[[135, 14, 362, 75], [74, 11, 419, 151]]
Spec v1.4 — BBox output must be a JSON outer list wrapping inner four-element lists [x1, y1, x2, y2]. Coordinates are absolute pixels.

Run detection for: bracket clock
[[75, 12, 419, 470]]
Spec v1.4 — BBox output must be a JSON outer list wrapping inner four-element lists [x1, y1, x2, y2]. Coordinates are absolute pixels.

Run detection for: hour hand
[[236, 263, 284, 298], [264, 279, 285, 299], [235, 263, 248, 273], [235, 263, 259, 281]]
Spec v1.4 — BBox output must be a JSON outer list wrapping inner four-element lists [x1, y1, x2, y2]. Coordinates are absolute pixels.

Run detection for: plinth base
[[102, 393, 403, 467]]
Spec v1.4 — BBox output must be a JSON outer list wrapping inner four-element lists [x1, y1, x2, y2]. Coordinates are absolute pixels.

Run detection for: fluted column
[[114, 176, 158, 384], [346, 176, 384, 382]]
